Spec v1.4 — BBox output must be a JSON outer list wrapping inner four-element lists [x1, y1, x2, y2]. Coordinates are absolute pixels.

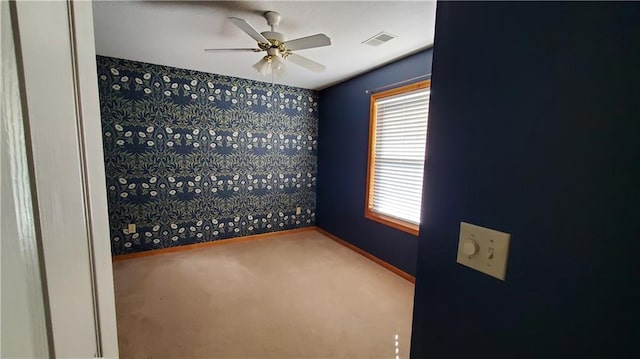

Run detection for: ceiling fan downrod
[[263, 11, 281, 32]]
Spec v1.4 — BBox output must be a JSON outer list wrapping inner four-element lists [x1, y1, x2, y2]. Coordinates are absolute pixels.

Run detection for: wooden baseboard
[[112, 225, 416, 285], [314, 227, 416, 284], [112, 226, 317, 262]]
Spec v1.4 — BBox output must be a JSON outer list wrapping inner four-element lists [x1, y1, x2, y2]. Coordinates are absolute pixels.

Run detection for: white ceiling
[[92, 1, 436, 90]]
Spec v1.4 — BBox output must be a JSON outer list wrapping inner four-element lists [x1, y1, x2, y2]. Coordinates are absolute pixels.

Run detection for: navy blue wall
[[317, 50, 433, 276], [411, 2, 639, 357]]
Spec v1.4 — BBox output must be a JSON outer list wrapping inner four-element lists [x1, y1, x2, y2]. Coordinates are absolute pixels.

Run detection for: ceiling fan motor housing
[[262, 11, 286, 51], [261, 31, 285, 45]]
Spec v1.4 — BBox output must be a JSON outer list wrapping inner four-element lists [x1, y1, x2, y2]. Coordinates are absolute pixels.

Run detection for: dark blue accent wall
[[97, 56, 318, 255], [317, 50, 433, 276], [411, 2, 639, 357]]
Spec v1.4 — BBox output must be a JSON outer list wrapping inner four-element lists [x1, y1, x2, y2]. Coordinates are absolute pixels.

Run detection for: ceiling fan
[[205, 11, 331, 79]]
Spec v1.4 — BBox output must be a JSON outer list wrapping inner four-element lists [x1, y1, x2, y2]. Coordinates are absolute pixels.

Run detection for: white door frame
[[2, 0, 51, 356], [8, 1, 118, 357]]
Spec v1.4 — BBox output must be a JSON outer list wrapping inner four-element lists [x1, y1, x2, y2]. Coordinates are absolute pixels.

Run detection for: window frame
[[364, 79, 431, 236]]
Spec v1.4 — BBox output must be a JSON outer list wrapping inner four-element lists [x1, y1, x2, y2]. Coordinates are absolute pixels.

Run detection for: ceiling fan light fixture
[[253, 56, 271, 77], [270, 55, 287, 79], [253, 54, 287, 80]]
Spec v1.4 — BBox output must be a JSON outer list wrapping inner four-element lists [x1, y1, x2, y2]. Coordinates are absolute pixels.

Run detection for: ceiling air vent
[[362, 32, 396, 47]]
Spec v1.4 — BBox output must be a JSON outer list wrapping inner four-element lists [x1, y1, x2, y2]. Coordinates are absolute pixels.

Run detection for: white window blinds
[[368, 84, 430, 226]]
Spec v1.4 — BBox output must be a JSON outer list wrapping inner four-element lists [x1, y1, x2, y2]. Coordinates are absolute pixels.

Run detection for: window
[[365, 80, 430, 235]]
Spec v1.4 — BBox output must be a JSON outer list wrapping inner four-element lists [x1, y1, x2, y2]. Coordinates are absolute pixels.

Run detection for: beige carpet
[[113, 230, 414, 358]]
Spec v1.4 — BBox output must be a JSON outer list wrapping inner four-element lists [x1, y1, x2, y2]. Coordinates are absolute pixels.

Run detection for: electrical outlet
[[296, 207, 302, 215], [127, 223, 136, 233]]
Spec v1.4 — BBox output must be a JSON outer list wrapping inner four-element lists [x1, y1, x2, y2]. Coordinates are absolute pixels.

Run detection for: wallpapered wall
[[96, 56, 318, 255]]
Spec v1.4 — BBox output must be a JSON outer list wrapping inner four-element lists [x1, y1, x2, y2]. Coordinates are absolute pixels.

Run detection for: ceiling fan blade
[[283, 34, 331, 51], [204, 48, 262, 53], [229, 17, 270, 44], [286, 53, 326, 73]]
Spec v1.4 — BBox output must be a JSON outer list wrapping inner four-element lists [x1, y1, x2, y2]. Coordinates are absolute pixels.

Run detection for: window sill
[[365, 210, 419, 236]]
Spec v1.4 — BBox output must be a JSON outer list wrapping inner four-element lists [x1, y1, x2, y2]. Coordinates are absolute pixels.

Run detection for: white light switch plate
[[457, 222, 511, 280]]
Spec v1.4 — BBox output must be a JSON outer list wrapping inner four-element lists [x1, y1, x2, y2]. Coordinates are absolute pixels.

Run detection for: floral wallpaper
[[97, 56, 318, 255]]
